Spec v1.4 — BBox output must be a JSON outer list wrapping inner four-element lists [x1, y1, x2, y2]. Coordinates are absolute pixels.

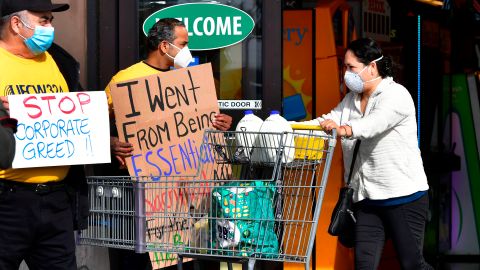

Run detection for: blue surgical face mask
[[17, 19, 55, 55]]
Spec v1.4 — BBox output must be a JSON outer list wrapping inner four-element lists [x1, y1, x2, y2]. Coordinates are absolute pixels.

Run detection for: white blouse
[[304, 77, 429, 202]]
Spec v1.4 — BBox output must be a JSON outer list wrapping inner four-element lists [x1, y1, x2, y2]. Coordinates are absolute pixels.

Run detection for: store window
[[138, 0, 263, 103]]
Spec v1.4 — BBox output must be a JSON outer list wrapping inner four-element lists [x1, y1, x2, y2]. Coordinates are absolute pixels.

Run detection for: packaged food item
[[189, 216, 209, 253]]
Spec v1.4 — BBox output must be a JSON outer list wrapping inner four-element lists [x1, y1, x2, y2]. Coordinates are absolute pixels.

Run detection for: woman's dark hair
[[347, 38, 394, 78], [147, 18, 185, 52]]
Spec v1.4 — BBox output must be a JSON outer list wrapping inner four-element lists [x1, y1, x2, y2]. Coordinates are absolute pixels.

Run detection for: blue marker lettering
[[187, 139, 198, 169], [131, 154, 144, 177], [65, 119, 74, 136], [145, 150, 161, 181], [56, 141, 65, 158], [80, 118, 90, 134], [37, 142, 46, 158], [33, 121, 44, 139], [65, 139, 75, 157], [157, 148, 173, 176], [179, 142, 192, 171], [42, 120, 50, 138], [50, 121, 59, 138], [199, 143, 211, 164], [25, 125, 34, 140], [206, 143, 214, 163], [23, 142, 35, 160], [46, 142, 55, 158], [58, 119, 67, 137], [169, 145, 180, 175], [15, 123, 26, 140]]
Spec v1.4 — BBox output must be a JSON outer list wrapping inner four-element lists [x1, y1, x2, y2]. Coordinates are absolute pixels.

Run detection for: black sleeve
[[0, 103, 17, 169], [48, 43, 81, 92]]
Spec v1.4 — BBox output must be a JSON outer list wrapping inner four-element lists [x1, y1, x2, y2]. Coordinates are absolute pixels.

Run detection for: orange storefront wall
[[283, 6, 353, 270]]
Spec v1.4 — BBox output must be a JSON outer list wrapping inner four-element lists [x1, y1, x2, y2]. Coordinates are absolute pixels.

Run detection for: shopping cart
[[79, 125, 337, 270]]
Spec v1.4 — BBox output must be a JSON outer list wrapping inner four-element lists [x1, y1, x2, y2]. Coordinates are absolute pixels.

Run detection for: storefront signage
[[218, 100, 262, 110], [143, 3, 255, 50], [362, 0, 391, 42]]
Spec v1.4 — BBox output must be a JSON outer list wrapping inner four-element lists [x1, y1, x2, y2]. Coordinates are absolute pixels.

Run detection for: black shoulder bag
[[328, 140, 361, 248]]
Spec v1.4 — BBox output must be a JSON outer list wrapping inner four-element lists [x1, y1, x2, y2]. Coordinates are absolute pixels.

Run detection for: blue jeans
[[354, 193, 434, 270]]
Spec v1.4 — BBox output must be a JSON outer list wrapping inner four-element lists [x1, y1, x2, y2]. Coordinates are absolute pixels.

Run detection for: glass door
[[137, 0, 282, 123]]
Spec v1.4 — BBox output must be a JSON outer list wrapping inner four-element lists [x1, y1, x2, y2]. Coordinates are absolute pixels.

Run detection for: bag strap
[[346, 140, 361, 187]]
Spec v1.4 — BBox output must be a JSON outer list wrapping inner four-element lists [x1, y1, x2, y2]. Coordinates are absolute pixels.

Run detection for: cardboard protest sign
[[110, 63, 219, 178], [109, 63, 220, 268], [9, 91, 111, 168]]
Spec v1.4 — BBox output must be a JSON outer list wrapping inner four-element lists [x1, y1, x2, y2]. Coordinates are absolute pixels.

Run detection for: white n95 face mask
[[344, 55, 384, 93], [166, 43, 193, 68]]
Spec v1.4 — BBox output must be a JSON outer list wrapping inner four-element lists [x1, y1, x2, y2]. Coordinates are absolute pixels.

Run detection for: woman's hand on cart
[[213, 113, 233, 131], [110, 136, 134, 168], [319, 119, 350, 137]]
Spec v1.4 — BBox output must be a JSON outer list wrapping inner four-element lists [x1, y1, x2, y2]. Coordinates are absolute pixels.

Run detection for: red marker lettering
[[41, 95, 56, 115], [59, 96, 76, 114], [23, 96, 42, 119], [76, 93, 91, 113]]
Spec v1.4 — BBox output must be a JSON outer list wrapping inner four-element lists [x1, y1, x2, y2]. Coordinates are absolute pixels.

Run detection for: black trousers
[[0, 182, 76, 270], [354, 193, 434, 270], [109, 248, 152, 270]]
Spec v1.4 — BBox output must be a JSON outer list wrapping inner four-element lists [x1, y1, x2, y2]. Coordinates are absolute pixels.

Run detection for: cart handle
[[290, 123, 323, 131]]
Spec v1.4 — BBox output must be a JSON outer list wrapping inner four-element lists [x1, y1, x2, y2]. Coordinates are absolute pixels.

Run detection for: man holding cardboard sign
[[0, 1, 87, 269], [107, 18, 232, 168], [105, 18, 232, 270]]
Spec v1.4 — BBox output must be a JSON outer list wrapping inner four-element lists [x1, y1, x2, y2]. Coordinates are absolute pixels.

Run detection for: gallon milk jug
[[255, 110, 295, 163], [235, 110, 263, 160]]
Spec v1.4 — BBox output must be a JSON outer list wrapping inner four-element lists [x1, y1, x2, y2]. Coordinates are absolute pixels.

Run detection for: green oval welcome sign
[[143, 3, 255, 51]]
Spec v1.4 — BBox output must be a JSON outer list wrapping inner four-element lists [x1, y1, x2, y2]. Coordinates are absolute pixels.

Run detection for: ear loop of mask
[[16, 17, 34, 40], [363, 55, 384, 83], [164, 42, 180, 60]]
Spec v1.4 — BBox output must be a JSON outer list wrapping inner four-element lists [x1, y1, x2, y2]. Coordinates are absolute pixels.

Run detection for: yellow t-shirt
[[105, 61, 164, 115], [0, 47, 70, 183]]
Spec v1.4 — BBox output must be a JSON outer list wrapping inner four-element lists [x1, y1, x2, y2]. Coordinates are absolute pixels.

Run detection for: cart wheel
[[242, 259, 255, 270], [194, 260, 201, 270], [177, 255, 183, 270], [246, 259, 255, 270]]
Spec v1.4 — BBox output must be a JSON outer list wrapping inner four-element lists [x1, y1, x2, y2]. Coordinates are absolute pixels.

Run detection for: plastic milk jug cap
[[270, 110, 280, 115], [244, 110, 254, 115]]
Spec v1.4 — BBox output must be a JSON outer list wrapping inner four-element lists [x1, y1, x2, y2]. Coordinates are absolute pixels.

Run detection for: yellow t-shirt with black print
[[0, 46, 70, 183], [105, 61, 164, 115]]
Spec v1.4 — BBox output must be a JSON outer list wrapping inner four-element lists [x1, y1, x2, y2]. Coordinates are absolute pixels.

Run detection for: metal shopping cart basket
[[79, 125, 336, 270]]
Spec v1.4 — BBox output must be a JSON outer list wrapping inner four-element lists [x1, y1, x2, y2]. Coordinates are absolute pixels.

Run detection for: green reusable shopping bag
[[211, 181, 279, 257]]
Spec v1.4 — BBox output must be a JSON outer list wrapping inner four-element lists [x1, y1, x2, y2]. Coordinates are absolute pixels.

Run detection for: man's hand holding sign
[[104, 17, 233, 268]]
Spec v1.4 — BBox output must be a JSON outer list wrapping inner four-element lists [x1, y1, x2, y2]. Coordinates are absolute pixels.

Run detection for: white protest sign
[[9, 91, 111, 168]]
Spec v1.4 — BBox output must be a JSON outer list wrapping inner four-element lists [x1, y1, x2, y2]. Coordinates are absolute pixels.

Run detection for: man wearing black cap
[[0, 1, 85, 269]]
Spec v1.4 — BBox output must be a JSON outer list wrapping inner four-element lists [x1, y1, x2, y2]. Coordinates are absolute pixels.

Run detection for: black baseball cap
[[1, 0, 69, 16]]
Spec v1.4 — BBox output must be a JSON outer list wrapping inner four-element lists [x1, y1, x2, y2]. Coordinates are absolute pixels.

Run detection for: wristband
[[0, 117, 18, 133]]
